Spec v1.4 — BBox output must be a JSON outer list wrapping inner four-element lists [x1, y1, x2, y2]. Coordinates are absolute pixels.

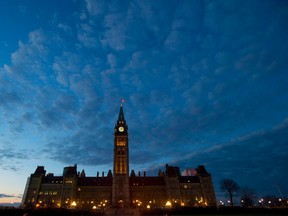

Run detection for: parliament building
[[22, 105, 216, 209]]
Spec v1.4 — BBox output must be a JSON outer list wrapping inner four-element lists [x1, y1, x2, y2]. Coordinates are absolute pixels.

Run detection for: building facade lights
[[22, 104, 217, 209]]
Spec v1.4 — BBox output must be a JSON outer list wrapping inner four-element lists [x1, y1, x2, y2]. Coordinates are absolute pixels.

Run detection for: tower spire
[[113, 102, 129, 207], [118, 99, 125, 121]]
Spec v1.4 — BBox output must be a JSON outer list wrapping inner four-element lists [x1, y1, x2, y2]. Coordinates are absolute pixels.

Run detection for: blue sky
[[0, 0, 288, 204]]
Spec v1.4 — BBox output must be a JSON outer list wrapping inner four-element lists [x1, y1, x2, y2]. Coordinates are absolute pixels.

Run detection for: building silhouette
[[22, 105, 216, 209]]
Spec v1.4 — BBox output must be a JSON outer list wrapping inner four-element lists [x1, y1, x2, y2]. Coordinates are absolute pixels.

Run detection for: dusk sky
[[0, 0, 288, 204]]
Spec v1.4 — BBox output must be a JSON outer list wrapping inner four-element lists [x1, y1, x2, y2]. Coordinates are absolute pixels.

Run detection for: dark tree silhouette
[[220, 178, 240, 206], [241, 187, 257, 207]]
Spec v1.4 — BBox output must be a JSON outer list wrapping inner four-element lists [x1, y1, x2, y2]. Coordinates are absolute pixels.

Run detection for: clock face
[[119, 126, 124, 132]]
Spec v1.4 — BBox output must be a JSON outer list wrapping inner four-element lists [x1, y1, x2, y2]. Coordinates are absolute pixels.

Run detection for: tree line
[[220, 178, 287, 207]]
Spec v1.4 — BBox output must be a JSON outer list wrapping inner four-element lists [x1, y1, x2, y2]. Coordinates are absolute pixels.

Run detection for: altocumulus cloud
[[0, 147, 29, 171], [0, 0, 287, 199]]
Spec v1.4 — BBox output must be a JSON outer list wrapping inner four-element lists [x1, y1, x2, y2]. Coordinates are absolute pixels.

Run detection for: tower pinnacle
[[113, 103, 129, 206], [118, 104, 125, 122]]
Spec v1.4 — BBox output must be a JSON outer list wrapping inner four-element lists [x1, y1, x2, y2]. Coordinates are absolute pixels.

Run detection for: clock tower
[[112, 104, 130, 207]]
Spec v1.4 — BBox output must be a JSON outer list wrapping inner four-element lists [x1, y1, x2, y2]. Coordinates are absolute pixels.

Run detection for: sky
[[0, 0, 288, 204]]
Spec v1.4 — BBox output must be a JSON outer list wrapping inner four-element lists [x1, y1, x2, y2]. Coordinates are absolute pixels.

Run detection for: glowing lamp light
[[92, 206, 97, 209], [165, 201, 172, 207], [71, 201, 77, 206], [147, 205, 150, 209]]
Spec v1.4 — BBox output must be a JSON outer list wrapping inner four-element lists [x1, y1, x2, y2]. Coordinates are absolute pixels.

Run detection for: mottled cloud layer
[[0, 0, 288, 198]]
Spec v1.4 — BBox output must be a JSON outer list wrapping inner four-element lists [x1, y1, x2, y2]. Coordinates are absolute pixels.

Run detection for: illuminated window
[[117, 138, 126, 146], [117, 141, 126, 146], [115, 156, 127, 174]]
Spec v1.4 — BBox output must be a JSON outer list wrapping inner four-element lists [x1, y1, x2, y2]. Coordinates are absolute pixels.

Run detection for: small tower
[[112, 103, 130, 207]]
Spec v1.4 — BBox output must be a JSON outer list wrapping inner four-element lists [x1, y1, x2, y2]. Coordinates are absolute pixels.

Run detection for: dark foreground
[[1, 207, 288, 216]]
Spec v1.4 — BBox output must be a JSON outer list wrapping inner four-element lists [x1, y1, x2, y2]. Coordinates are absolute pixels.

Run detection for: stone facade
[[22, 105, 216, 209]]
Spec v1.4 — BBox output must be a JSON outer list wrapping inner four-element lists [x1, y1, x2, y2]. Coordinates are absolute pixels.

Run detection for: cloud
[[101, 13, 128, 51], [0, 0, 287, 199], [0, 91, 21, 108], [77, 22, 100, 48], [0, 193, 22, 199], [0, 194, 14, 198], [57, 23, 72, 34], [39, 108, 64, 128], [53, 52, 82, 87], [173, 120, 288, 196], [107, 53, 117, 69], [1, 29, 61, 119], [54, 93, 79, 114], [46, 127, 113, 166], [5, 30, 49, 84], [0, 147, 29, 171], [85, 0, 107, 17]]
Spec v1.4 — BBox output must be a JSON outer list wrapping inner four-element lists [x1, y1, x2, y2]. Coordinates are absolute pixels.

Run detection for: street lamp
[[165, 201, 172, 208], [71, 201, 77, 208]]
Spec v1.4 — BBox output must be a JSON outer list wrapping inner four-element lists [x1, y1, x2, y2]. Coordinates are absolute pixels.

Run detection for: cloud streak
[[0, 193, 22, 199]]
